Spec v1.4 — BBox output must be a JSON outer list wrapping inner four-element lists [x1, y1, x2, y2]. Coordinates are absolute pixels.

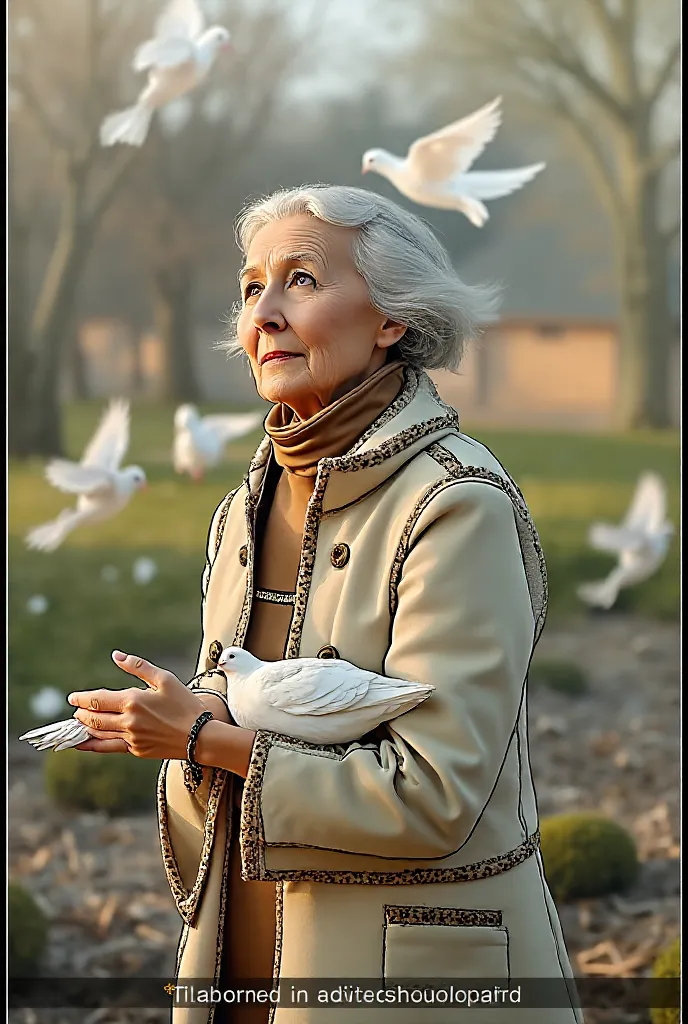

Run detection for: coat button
[[238, 545, 248, 567], [317, 645, 340, 660], [207, 640, 223, 665], [330, 542, 350, 569]]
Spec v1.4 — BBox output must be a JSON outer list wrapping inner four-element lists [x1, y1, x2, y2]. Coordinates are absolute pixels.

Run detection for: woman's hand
[[68, 650, 210, 759]]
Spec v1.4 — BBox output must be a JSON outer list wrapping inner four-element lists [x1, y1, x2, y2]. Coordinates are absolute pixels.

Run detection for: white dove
[[217, 647, 435, 744], [99, 0, 232, 147], [25, 400, 147, 553], [173, 405, 263, 481], [361, 96, 545, 227], [577, 472, 674, 610], [19, 718, 91, 753]]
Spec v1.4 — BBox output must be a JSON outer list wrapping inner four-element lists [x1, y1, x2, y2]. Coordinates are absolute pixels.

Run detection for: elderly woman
[[70, 185, 583, 1024]]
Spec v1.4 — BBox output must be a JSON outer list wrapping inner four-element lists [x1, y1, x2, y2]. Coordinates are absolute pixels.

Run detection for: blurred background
[[8, 1, 680, 1022]]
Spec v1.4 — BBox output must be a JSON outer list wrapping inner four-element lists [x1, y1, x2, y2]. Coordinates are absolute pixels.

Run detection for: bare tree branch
[[10, 70, 72, 152], [548, 86, 625, 229], [646, 41, 680, 107], [645, 136, 681, 176], [89, 149, 140, 224]]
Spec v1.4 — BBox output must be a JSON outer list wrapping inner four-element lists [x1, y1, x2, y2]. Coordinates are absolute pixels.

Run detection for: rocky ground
[[9, 615, 680, 1024]]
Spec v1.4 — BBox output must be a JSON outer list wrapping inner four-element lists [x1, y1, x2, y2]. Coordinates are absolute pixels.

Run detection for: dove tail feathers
[[456, 196, 490, 228], [25, 509, 82, 553], [100, 104, 153, 147]]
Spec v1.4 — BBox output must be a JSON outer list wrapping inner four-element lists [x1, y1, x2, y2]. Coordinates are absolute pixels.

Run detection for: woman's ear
[[377, 319, 408, 349]]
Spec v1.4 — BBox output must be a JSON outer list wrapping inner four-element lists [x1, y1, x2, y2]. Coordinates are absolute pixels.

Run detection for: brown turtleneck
[[220, 360, 406, 1023]]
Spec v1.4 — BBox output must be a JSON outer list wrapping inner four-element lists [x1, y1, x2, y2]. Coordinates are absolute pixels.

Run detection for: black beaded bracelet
[[183, 710, 214, 792]]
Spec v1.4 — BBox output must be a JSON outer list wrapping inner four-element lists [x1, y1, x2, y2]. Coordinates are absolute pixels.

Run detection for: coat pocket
[[382, 906, 510, 981]]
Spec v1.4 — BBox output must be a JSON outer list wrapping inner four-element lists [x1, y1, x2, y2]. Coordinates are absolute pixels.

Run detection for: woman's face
[[236, 214, 406, 419]]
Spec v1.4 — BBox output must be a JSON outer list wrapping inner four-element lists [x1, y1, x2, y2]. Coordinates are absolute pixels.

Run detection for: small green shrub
[[650, 936, 680, 1024], [44, 749, 161, 815], [8, 881, 48, 976], [529, 658, 589, 696], [540, 813, 639, 901]]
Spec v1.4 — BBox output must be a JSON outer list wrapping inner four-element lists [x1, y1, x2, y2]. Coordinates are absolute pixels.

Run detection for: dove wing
[[45, 460, 115, 496], [81, 400, 130, 471], [132, 36, 195, 71], [203, 413, 264, 443], [622, 473, 667, 534], [588, 522, 644, 554], [406, 97, 503, 183], [257, 661, 369, 717], [156, 0, 205, 42]]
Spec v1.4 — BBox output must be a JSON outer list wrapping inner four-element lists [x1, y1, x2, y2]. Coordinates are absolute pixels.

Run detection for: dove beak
[[222, 40, 233, 53], [361, 165, 368, 174]]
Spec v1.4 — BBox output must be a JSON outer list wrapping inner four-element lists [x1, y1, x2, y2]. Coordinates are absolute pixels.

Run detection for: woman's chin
[[258, 359, 308, 405]]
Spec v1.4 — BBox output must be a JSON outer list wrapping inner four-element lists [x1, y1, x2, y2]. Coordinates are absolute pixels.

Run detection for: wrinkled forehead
[[240, 214, 358, 278]]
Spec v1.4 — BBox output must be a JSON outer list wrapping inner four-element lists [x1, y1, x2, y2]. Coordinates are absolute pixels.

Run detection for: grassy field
[[8, 401, 680, 729]]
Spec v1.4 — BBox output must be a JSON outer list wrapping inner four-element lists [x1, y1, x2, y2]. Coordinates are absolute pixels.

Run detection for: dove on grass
[[100, 0, 232, 147], [217, 647, 434, 744], [173, 405, 263, 481], [577, 472, 674, 610], [25, 400, 147, 553], [361, 96, 545, 227]]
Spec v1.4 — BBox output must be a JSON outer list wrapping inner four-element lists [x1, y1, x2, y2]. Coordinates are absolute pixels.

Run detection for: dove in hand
[[19, 718, 91, 753], [173, 405, 263, 481], [217, 647, 434, 744], [25, 400, 147, 553], [577, 472, 674, 610], [361, 96, 545, 227], [100, 0, 232, 147]]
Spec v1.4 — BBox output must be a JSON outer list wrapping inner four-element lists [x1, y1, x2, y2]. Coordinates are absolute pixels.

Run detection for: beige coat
[[158, 369, 584, 1023]]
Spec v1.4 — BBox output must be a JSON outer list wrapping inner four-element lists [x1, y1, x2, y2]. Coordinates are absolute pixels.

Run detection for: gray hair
[[222, 184, 500, 371]]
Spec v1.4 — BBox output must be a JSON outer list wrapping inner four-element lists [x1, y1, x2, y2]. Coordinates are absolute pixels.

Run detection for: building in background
[[72, 316, 679, 429]]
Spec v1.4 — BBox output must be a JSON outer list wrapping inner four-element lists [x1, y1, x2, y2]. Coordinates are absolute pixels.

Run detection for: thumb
[[112, 650, 164, 689]]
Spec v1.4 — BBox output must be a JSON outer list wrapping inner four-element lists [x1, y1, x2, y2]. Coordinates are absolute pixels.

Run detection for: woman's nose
[[251, 290, 287, 334]]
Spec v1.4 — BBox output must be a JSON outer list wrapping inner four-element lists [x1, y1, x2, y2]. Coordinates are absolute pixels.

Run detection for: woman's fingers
[[72, 709, 128, 734], [111, 651, 175, 690], [75, 737, 130, 753], [67, 687, 138, 713]]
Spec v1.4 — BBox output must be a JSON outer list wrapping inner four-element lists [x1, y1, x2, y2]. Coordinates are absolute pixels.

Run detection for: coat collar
[[245, 368, 459, 514]]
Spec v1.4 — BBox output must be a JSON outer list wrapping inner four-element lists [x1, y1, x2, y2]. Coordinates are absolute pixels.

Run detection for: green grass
[[8, 402, 679, 730]]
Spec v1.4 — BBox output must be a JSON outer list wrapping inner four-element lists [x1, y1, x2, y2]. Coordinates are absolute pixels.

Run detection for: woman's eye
[[290, 271, 316, 288], [243, 282, 262, 300]]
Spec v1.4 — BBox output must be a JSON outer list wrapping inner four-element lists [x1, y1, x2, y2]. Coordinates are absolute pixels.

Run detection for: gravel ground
[[9, 615, 680, 1024]]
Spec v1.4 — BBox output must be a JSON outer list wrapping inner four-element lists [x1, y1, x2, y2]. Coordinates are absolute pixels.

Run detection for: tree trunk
[[28, 212, 94, 455], [615, 170, 673, 429], [152, 260, 201, 402], [8, 205, 34, 457], [67, 325, 90, 401]]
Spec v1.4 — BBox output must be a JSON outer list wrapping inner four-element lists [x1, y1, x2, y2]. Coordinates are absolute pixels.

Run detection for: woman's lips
[[260, 351, 300, 366]]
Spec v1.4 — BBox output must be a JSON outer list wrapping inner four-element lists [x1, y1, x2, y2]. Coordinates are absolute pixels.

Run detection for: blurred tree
[[404, 0, 680, 428], [9, 0, 147, 454]]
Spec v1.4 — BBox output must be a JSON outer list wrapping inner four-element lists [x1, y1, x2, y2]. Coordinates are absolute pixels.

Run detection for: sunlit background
[[8, 1, 680, 1020]]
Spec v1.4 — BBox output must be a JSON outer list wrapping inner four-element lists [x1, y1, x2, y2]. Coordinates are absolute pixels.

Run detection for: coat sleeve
[[240, 479, 537, 865]]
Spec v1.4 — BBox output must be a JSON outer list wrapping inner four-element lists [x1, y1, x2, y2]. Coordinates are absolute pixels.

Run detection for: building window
[[536, 322, 566, 339]]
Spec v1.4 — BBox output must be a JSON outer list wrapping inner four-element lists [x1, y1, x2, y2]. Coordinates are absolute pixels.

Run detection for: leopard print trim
[[156, 760, 228, 925], [214, 486, 241, 559], [384, 905, 503, 928], [239, 732, 539, 883], [255, 588, 296, 605], [388, 475, 463, 618], [239, 731, 346, 878], [347, 365, 419, 454], [283, 414, 458, 660], [426, 444, 548, 642], [232, 488, 260, 648]]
